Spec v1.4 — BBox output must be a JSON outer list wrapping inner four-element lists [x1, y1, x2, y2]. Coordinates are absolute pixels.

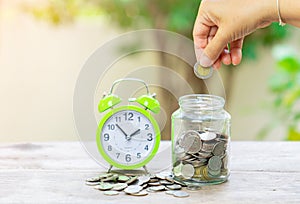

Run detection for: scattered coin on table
[[85, 172, 190, 198]]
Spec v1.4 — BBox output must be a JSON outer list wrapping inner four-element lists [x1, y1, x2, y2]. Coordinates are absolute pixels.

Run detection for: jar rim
[[179, 94, 225, 110]]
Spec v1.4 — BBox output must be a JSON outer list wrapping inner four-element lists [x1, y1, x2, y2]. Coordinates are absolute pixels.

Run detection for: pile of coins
[[85, 172, 190, 198], [173, 130, 229, 183]]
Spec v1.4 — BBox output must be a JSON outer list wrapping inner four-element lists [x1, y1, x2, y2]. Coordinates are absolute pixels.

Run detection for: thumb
[[200, 29, 229, 67]]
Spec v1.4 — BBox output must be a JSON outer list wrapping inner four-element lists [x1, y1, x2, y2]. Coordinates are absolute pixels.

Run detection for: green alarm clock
[[96, 78, 161, 171]]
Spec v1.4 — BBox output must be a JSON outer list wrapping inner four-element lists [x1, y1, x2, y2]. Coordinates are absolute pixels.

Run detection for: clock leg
[[143, 165, 149, 174], [107, 165, 113, 173]]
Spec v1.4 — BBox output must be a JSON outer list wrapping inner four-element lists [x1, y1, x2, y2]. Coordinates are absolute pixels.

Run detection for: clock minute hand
[[130, 129, 141, 137], [115, 124, 129, 140]]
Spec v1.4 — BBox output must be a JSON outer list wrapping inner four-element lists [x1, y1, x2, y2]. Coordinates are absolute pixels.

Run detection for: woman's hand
[[193, 0, 278, 69]]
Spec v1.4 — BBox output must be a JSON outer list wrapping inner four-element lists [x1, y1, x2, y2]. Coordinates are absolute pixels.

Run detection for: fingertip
[[231, 49, 242, 66], [221, 53, 231, 65], [200, 53, 214, 67]]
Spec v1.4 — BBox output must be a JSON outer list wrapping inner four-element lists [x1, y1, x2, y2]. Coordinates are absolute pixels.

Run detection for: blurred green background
[[1, 0, 299, 142]]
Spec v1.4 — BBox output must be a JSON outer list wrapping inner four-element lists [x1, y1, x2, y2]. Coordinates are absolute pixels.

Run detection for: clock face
[[97, 106, 160, 169]]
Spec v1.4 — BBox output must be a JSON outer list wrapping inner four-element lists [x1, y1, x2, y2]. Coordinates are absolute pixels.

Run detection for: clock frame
[[96, 106, 161, 170]]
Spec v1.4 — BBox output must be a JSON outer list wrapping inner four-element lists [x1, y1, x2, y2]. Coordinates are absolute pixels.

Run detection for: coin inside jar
[[180, 130, 202, 154], [193, 61, 213, 79], [181, 164, 195, 179]]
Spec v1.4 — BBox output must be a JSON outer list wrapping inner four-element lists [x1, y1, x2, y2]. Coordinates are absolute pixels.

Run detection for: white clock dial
[[100, 110, 156, 166]]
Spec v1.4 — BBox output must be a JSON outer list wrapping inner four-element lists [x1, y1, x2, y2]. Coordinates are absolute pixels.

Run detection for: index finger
[[193, 15, 212, 49]]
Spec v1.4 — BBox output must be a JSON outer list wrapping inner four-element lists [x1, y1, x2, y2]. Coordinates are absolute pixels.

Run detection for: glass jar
[[171, 94, 231, 186]]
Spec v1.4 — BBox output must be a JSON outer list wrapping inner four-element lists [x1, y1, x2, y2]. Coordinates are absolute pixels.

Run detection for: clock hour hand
[[115, 124, 130, 140]]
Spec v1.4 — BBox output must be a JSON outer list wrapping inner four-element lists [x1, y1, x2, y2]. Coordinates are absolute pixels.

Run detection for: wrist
[[280, 0, 298, 24], [260, 0, 278, 23]]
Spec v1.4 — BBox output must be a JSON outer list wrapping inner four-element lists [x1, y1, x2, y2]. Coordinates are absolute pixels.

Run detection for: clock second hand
[[115, 124, 130, 140]]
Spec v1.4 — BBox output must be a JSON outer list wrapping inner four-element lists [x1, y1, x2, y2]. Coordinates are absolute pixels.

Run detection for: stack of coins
[[173, 130, 229, 183], [85, 171, 190, 198]]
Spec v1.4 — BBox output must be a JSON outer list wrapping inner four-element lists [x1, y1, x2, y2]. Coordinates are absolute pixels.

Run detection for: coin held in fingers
[[193, 61, 213, 79]]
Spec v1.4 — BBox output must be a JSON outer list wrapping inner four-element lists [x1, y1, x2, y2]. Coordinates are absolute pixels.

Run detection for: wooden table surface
[[1, 141, 300, 204]]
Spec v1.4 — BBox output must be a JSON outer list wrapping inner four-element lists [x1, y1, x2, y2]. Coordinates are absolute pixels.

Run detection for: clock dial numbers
[[123, 112, 134, 121], [107, 124, 116, 130], [100, 109, 157, 166], [104, 133, 110, 141], [147, 133, 153, 141], [145, 124, 150, 130]]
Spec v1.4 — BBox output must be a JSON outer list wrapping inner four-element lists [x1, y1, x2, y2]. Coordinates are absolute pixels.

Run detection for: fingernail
[[200, 53, 213, 67]]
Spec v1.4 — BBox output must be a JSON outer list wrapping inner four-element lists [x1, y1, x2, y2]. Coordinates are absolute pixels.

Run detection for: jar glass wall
[[171, 94, 231, 186]]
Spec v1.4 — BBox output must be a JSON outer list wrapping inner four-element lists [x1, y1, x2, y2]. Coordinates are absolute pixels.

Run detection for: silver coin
[[102, 174, 118, 182], [142, 183, 148, 189], [222, 154, 228, 169], [165, 176, 175, 184], [201, 141, 216, 152], [130, 190, 148, 196], [159, 180, 173, 185], [166, 184, 182, 190], [193, 61, 213, 79], [212, 141, 226, 156], [208, 156, 222, 171], [181, 130, 202, 153], [173, 191, 190, 198], [149, 178, 159, 183], [148, 182, 161, 186], [94, 183, 113, 191], [149, 186, 165, 192], [191, 154, 208, 162], [165, 190, 177, 195], [198, 150, 212, 159], [118, 175, 130, 182], [208, 168, 221, 177], [112, 183, 128, 191], [173, 163, 183, 177], [200, 132, 217, 141], [185, 157, 197, 163], [179, 154, 193, 161], [125, 176, 138, 184], [88, 173, 112, 181], [85, 176, 101, 182], [137, 175, 150, 186], [156, 171, 171, 180], [103, 190, 119, 196], [173, 179, 187, 187], [124, 185, 143, 194], [85, 181, 101, 186], [181, 164, 195, 179], [175, 146, 186, 159], [146, 188, 155, 193]]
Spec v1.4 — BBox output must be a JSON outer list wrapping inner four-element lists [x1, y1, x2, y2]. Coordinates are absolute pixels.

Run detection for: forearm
[[280, 0, 300, 27]]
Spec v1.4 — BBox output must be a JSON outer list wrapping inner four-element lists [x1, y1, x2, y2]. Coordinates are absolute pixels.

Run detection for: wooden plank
[[1, 142, 300, 172], [231, 142, 300, 172], [1, 142, 300, 203], [0, 170, 299, 203], [0, 141, 171, 171]]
